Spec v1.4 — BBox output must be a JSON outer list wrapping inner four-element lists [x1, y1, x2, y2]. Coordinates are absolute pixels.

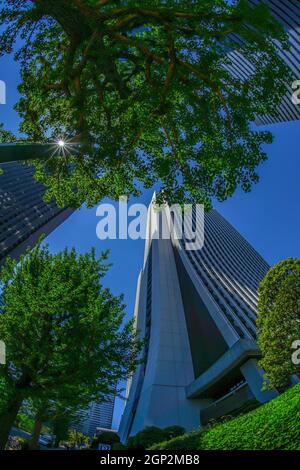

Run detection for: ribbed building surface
[[226, 0, 300, 125], [119, 197, 278, 442], [0, 162, 73, 265], [178, 208, 268, 345]]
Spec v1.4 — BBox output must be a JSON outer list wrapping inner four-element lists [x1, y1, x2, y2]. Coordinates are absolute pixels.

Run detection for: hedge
[[150, 383, 300, 450]]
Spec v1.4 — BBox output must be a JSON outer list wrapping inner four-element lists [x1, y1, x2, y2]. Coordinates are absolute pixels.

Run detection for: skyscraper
[[72, 397, 116, 437], [119, 196, 278, 442], [226, 0, 300, 125], [0, 162, 73, 266]]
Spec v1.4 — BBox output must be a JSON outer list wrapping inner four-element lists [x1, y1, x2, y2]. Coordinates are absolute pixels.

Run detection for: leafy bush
[[257, 258, 300, 390], [15, 413, 34, 434], [127, 427, 166, 449], [151, 383, 300, 450], [112, 443, 128, 451], [67, 430, 90, 449], [163, 426, 186, 440], [127, 425, 186, 449]]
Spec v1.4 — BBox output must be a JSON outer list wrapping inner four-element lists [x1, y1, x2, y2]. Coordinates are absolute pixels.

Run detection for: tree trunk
[[29, 413, 44, 450], [0, 395, 23, 450], [54, 435, 60, 448], [33, 0, 93, 40]]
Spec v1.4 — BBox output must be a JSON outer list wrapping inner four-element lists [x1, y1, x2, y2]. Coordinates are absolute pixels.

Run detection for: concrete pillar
[[240, 359, 278, 403]]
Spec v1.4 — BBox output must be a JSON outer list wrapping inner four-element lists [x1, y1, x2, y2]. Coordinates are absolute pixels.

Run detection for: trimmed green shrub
[[151, 383, 300, 450], [127, 427, 166, 449], [163, 426, 186, 440], [126, 425, 185, 449], [112, 443, 128, 451]]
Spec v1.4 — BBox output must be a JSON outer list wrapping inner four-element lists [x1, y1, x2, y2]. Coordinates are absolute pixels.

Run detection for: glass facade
[[72, 396, 115, 437], [179, 209, 269, 344], [0, 162, 73, 265], [225, 0, 300, 125]]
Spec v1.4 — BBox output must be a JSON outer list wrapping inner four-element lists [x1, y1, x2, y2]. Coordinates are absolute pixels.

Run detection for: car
[[38, 434, 53, 447]]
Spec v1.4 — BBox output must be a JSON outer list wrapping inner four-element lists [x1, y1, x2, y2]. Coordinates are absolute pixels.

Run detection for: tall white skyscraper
[[119, 196, 278, 442]]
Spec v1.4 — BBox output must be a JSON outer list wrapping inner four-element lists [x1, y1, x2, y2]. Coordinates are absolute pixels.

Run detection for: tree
[[28, 398, 90, 450], [28, 402, 51, 450], [0, 242, 141, 449], [0, 124, 14, 143], [28, 382, 106, 449], [0, 124, 15, 174], [0, 0, 292, 208], [52, 413, 72, 448], [257, 258, 300, 391], [67, 429, 90, 449]]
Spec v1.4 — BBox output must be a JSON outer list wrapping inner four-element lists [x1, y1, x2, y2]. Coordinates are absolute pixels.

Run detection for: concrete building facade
[[119, 198, 278, 442]]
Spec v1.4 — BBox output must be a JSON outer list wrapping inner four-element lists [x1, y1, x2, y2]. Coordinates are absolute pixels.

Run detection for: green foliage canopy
[[67, 429, 91, 448], [0, 242, 141, 448], [0, 124, 16, 174], [0, 0, 292, 208], [257, 258, 300, 390]]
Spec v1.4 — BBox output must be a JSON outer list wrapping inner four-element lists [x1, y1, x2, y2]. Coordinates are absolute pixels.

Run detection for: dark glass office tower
[[0, 162, 73, 266], [72, 396, 116, 437], [119, 196, 278, 442], [226, 0, 300, 125]]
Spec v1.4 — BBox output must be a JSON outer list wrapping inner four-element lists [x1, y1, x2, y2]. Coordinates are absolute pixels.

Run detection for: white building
[[119, 197, 278, 442]]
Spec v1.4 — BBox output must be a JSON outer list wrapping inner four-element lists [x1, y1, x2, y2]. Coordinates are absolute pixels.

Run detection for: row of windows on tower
[[199, 236, 258, 311], [190, 240, 258, 324], [143, 246, 153, 374], [205, 211, 269, 278], [0, 202, 60, 237], [224, 0, 300, 125], [186, 209, 268, 294], [181, 242, 257, 341], [0, 208, 66, 259], [191, 207, 268, 272]]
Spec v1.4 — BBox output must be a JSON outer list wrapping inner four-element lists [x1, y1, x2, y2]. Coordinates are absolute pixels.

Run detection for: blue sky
[[1, 51, 300, 429]]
